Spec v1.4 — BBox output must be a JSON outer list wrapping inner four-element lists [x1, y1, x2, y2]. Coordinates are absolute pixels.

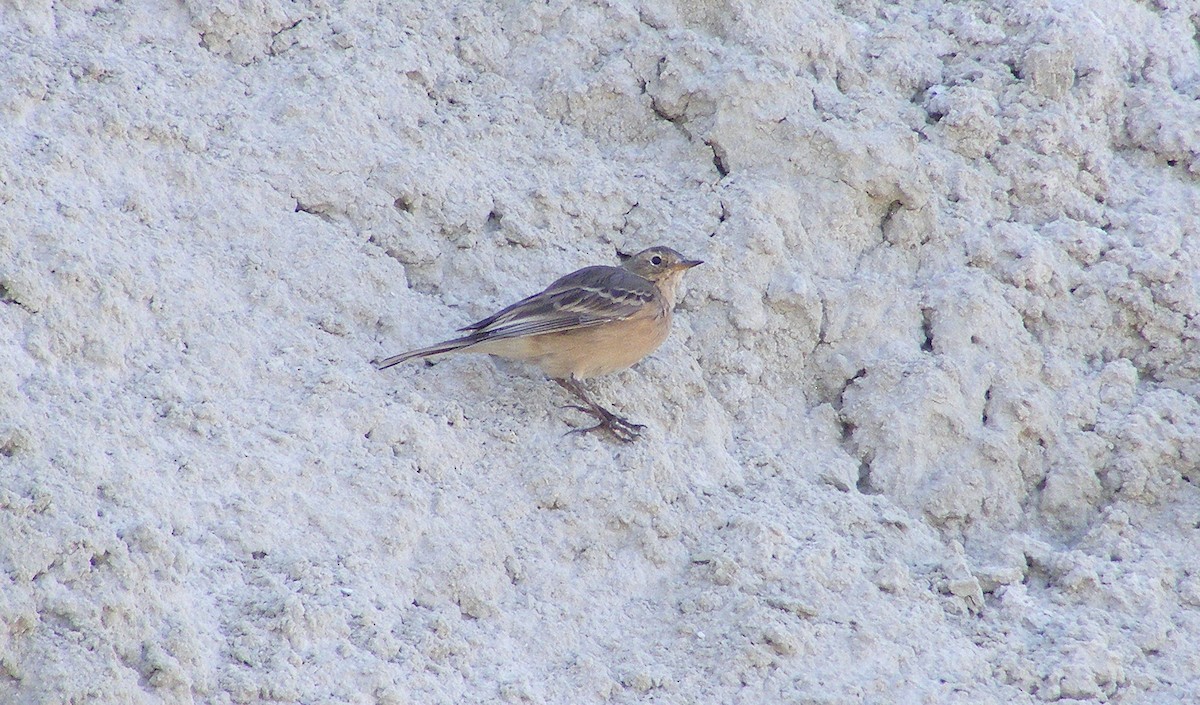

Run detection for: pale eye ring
[[651, 255, 663, 265]]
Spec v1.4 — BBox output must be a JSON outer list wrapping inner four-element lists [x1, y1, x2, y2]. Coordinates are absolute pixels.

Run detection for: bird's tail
[[374, 335, 483, 370]]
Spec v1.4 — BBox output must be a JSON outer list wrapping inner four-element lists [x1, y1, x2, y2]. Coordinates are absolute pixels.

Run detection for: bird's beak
[[676, 259, 703, 270]]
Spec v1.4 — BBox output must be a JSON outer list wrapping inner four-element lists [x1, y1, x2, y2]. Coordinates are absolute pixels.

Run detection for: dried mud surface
[[2, 1, 1198, 703]]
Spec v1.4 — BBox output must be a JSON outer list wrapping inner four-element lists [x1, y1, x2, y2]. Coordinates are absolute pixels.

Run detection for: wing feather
[[457, 265, 656, 341]]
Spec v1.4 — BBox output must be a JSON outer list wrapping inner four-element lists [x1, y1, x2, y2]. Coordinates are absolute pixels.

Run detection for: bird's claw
[[564, 410, 645, 442]]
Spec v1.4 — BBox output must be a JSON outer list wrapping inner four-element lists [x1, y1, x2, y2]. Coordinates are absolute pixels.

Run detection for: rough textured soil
[[3, 0, 1199, 703]]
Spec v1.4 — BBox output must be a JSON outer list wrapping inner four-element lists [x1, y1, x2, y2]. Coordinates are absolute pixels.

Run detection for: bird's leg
[[554, 377, 645, 442]]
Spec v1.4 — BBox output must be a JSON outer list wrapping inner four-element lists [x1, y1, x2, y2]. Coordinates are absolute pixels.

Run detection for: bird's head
[[617, 246, 703, 282], [617, 246, 703, 306]]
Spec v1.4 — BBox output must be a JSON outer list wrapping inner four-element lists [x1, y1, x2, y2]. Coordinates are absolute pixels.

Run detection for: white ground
[[3, 0, 1199, 703]]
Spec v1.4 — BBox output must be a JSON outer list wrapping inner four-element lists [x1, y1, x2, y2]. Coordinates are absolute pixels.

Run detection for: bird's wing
[[457, 266, 656, 340]]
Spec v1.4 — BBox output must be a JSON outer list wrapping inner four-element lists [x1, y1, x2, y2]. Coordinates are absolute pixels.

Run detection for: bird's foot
[[564, 406, 645, 442]]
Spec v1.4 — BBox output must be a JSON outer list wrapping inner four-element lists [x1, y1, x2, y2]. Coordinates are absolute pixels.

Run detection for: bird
[[375, 246, 703, 441]]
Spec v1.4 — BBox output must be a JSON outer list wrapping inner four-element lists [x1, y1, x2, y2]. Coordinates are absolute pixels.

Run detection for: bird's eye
[[651, 255, 663, 266]]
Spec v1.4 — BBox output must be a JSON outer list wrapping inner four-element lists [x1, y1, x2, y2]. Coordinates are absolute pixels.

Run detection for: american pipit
[[376, 246, 702, 441]]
